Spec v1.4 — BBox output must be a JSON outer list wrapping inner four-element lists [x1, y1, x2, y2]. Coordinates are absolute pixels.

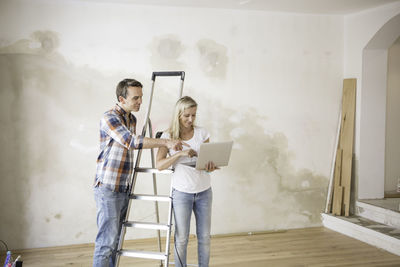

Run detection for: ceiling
[[82, 0, 400, 14]]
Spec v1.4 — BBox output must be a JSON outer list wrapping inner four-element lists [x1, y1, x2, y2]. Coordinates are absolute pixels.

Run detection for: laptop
[[180, 141, 234, 170]]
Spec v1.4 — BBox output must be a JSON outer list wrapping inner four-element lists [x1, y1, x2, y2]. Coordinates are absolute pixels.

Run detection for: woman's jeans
[[93, 186, 129, 267], [172, 187, 213, 267]]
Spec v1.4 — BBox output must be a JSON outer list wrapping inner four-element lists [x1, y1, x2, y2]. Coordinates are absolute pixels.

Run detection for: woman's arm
[[156, 146, 197, 170]]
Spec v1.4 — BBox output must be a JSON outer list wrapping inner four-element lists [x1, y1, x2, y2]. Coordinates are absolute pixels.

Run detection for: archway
[[358, 13, 400, 199]]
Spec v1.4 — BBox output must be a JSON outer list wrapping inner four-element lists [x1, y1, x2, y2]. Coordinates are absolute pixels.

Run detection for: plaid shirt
[[94, 104, 144, 192]]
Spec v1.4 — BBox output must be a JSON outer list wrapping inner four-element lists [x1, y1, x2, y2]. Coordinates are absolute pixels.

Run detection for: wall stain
[[196, 39, 228, 79], [193, 95, 328, 228], [0, 31, 127, 248], [0, 31, 63, 62], [149, 34, 185, 70], [54, 213, 62, 219]]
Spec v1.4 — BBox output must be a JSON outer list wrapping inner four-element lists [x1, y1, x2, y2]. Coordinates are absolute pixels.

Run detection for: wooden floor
[[3, 227, 400, 266]]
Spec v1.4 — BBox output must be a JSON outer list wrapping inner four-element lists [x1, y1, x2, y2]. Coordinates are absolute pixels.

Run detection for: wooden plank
[[331, 148, 343, 214], [340, 79, 356, 216], [332, 186, 343, 216]]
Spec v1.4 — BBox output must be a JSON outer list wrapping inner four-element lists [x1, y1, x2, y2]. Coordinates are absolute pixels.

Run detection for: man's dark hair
[[116, 79, 143, 101]]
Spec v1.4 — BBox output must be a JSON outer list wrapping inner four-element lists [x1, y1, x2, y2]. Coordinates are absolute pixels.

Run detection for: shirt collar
[[115, 104, 135, 124], [115, 103, 128, 116]]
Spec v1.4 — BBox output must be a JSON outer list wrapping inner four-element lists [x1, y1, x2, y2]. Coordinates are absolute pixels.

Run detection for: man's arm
[[101, 113, 185, 151], [142, 137, 185, 151]]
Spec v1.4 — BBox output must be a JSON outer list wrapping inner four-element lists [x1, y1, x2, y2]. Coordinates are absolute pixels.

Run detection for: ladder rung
[[131, 194, 171, 202], [135, 167, 174, 174], [119, 249, 167, 260], [124, 221, 170, 230]]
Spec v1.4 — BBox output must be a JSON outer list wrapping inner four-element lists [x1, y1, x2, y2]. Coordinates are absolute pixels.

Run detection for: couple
[[93, 78, 217, 267]]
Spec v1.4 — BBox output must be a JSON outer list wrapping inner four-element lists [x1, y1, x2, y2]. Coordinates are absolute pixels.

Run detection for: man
[[93, 78, 184, 267]]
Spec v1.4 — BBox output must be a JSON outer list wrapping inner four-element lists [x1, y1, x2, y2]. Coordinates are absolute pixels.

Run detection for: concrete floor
[[359, 198, 400, 212]]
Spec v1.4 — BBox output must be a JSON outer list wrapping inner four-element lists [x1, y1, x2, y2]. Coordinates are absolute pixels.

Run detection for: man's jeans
[[93, 186, 129, 267], [172, 187, 212, 267]]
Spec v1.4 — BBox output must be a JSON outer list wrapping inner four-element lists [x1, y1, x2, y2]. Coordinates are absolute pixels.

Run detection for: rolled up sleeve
[[101, 114, 144, 150]]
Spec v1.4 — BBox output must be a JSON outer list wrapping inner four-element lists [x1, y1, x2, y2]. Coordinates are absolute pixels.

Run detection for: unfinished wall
[[0, 0, 343, 249], [385, 37, 400, 192]]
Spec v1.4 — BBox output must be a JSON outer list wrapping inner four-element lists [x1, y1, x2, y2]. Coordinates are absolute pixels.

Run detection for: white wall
[[385, 37, 400, 192], [0, 0, 344, 249], [343, 2, 400, 199]]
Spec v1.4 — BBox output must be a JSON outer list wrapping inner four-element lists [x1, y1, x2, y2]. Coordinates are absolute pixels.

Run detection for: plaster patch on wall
[[149, 34, 185, 70], [69, 139, 97, 154], [193, 95, 328, 229], [31, 31, 59, 54], [196, 39, 228, 79], [230, 127, 245, 139], [0, 31, 128, 249], [75, 232, 82, 238], [229, 25, 239, 36], [0, 31, 63, 62]]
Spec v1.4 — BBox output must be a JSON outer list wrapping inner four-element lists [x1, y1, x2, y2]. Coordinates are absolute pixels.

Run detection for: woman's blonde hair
[[168, 96, 197, 140]]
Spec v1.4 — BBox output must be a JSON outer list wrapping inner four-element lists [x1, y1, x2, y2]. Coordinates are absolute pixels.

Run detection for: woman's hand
[[180, 149, 197, 158], [205, 161, 219, 172]]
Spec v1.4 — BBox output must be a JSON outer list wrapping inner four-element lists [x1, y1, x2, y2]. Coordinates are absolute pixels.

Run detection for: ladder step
[[135, 167, 174, 174], [124, 221, 170, 230], [131, 194, 171, 202], [119, 249, 167, 260]]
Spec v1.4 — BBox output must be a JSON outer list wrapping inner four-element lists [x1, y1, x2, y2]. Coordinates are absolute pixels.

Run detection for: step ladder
[[115, 71, 185, 267]]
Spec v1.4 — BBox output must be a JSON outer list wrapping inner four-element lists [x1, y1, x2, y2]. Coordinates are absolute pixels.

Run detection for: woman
[[157, 96, 217, 267]]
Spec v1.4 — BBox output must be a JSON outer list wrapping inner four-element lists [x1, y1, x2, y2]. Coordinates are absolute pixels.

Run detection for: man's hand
[[165, 139, 190, 151]]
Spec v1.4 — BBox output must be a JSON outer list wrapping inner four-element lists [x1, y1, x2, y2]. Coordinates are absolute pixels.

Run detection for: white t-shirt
[[161, 127, 211, 193]]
